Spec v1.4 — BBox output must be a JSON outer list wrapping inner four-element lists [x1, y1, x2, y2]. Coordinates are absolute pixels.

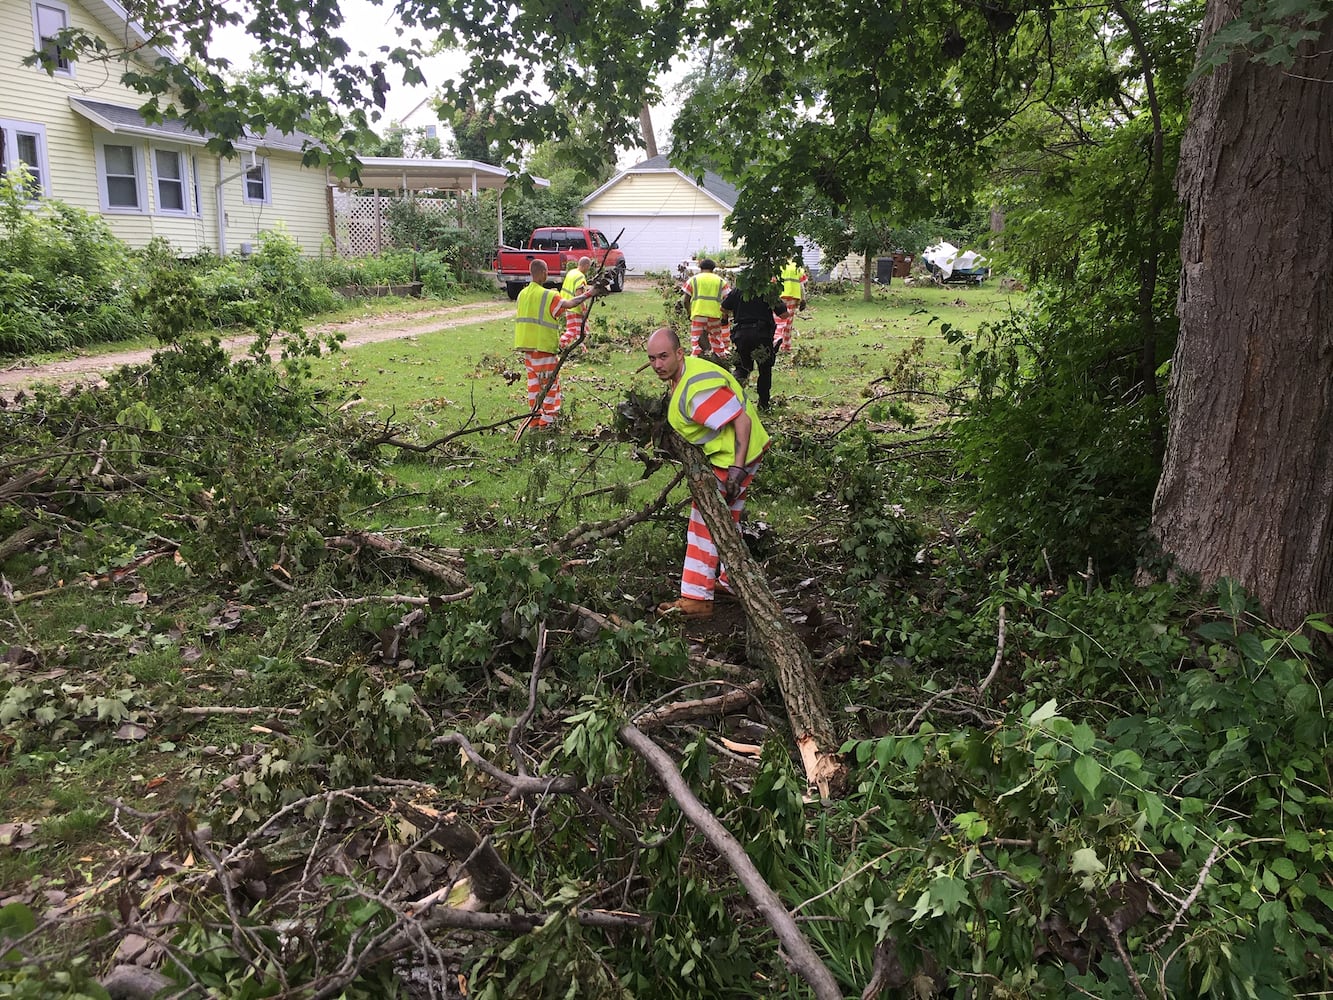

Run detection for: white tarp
[[923, 241, 987, 279]]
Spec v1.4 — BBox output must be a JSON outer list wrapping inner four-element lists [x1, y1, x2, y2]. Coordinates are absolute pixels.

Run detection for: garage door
[[585, 215, 723, 274]]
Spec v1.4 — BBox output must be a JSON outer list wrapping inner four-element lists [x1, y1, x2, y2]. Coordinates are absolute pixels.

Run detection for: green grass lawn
[[305, 279, 1021, 553], [312, 280, 1019, 425]]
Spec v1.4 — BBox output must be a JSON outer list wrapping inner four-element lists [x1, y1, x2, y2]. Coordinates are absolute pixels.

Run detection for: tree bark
[[662, 432, 847, 797], [640, 104, 659, 159], [1152, 9, 1333, 627]]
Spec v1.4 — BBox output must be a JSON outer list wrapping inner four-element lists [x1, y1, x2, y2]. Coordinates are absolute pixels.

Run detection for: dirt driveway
[[0, 299, 514, 396]]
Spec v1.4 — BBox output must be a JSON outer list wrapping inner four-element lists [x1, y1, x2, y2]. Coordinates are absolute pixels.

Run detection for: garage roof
[[582, 155, 737, 211]]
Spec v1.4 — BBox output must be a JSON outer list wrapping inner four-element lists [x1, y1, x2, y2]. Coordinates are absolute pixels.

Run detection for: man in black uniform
[[721, 281, 788, 411]]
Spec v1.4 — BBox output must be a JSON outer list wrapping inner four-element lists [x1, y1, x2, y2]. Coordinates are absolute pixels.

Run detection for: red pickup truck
[[494, 227, 628, 300]]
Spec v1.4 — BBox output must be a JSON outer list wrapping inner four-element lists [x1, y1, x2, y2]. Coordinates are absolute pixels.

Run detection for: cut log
[[661, 432, 847, 797]]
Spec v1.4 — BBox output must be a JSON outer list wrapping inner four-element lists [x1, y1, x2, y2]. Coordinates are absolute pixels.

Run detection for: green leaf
[[1071, 722, 1096, 752], [928, 874, 969, 915], [1073, 754, 1102, 797], [1269, 857, 1297, 881], [1028, 699, 1059, 726], [1070, 847, 1105, 876]]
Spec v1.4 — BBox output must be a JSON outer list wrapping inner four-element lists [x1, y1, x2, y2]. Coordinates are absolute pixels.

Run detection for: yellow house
[[0, 0, 332, 255]]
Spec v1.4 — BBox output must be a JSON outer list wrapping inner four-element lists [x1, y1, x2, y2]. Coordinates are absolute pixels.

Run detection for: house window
[[32, 1, 73, 76], [97, 140, 145, 212], [242, 158, 270, 205], [0, 118, 49, 199], [154, 147, 187, 213]]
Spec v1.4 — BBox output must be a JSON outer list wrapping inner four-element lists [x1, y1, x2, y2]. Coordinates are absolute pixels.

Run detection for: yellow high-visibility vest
[[560, 267, 588, 314], [780, 262, 807, 300], [514, 284, 560, 353], [687, 272, 726, 319], [667, 356, 769, 468]]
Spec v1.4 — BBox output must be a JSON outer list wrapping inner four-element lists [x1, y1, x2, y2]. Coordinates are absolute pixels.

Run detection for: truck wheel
[[610, 264, 626, 293], [505, 283, 522, 301]]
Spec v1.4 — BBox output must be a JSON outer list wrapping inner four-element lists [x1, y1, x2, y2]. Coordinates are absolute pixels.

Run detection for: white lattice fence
[[331, 191, 461, 256]]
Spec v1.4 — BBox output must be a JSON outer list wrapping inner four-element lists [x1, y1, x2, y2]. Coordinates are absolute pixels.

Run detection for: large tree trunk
[[663, 432, 847, 797], [1152, 8, 1333, 627]]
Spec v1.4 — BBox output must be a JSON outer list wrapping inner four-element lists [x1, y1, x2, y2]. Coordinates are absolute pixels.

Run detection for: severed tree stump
[[661, 431, 847, 798]]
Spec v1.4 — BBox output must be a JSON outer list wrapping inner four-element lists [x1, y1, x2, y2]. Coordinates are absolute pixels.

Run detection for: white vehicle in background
[[923, 241, 990, 284]]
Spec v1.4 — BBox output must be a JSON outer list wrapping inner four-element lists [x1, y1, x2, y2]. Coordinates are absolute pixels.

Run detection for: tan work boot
[[656, 597, 714, 620]]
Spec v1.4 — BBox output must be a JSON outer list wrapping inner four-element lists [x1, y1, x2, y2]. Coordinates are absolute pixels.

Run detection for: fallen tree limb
[[634, 679, 765, 731], [323, 531, 470, 590], [545, 467, 685, 555], [618, 723, 843, 1000], [661, 431, 847, 797], [395, 799, 514, 906], [906, 605, 1005, 733], [300, 590, 472, 612], [434, 731, 583, 796]]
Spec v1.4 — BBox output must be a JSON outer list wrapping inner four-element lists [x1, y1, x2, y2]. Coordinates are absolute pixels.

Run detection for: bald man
[[559, 256, 593, 351], [646, 326, 770, 618], [513, 260, 599, 429]]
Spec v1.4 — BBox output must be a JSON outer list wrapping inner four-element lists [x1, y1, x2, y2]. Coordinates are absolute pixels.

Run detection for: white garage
[[584, 214, 722, 273], [582, 156, 737, 275]]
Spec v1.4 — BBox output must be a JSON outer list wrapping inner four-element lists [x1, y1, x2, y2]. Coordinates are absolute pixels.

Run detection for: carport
[[328, 157, 548, 254]]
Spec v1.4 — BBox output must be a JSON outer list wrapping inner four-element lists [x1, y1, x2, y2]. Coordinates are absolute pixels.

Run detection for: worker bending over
[[646, 326, 770, 620], [559, 256, 593, 351]]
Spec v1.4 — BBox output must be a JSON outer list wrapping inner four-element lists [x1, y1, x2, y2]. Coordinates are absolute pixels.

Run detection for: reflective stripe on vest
[[688, 272, 725, 318], [514, 286, 560, 353]]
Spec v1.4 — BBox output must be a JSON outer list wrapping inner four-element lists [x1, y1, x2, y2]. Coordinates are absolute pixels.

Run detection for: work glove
[[723, 465, 747, 504], [798, 299, 807, 311]]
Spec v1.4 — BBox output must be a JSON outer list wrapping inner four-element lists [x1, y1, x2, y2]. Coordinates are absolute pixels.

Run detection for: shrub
[[0, 170, 141, 354]]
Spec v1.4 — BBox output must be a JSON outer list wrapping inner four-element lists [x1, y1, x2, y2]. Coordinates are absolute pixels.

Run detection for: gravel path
[[0, 299, 515, 395]]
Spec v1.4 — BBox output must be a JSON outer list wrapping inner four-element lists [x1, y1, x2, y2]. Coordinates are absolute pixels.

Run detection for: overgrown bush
[[792, 580, 1333, 997], [948, 297, 1166, 577], [0, 169, 142, 354], [385, 193, 494, 281]]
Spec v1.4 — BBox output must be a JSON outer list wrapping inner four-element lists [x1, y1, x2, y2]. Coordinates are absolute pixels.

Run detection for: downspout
[[216, 156, 240, 256], [214, 149, 256, 256]]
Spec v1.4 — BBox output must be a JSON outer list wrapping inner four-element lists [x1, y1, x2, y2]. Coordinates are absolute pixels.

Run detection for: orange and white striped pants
[[560, 310, 586, 350], [775, 296, 801, 351], [522, 350, 562, 427], [689, 315, 726, 356], [679, 461, 758, 601]]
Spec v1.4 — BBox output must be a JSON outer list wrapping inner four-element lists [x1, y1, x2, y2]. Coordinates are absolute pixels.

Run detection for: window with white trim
[[32, 1, 73, 76], [0, 118, 49, 200], [242, 158, 270, 205], [96, 140, 145, 212], [153, 147, 187, 213]]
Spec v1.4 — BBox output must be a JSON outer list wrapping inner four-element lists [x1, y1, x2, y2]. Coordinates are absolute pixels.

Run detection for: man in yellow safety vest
[[559, 256, 593, 351], [681, 258, 730, 357], [646, 326, 770, 619], [513, 260, 601, 430], [774, 259, 808, 352]]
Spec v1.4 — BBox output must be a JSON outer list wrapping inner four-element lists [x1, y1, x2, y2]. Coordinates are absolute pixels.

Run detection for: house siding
[[0, 0, 331, 254], [584, 171, 725, 218]]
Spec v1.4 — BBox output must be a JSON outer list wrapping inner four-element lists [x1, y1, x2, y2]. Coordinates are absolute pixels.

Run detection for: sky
[[210, 0, 681, 167]]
